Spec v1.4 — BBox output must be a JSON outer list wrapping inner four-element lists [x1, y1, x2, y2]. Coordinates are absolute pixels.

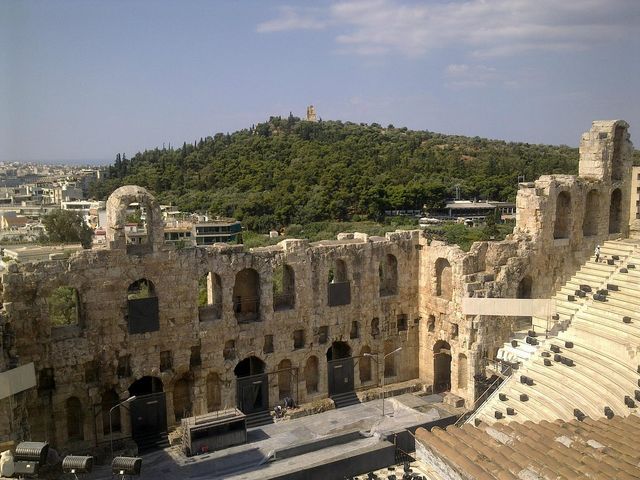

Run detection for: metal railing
[[454, 361, 513, 427]]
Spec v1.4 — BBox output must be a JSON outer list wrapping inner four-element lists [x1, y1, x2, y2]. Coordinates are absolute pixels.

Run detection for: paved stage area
[[85, 393, 459, 480]]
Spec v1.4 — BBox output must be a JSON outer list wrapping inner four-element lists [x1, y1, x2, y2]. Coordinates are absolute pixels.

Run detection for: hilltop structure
[[0, 121, 636, 469]]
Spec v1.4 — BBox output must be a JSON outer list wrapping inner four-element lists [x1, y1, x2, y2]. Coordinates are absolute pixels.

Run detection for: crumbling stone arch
[[273, 264, 295, 311], [553, 191, 572, 239], [206, 372, 222, 412], [66, 396, 84, 441], [106, 185, 164, 253], [609, 188, 623, 234], [435, 258, 452, 300], [582, 189, 600, 237], [233, 268, 260, 323], [379, 254, 398, 296], [304, 356, 319, 394]]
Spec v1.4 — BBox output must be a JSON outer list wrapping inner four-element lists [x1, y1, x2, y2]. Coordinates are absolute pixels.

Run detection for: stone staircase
[[473, 239, 640, 426], [331, 391, 361, 408], [245, 409, 274, 429]]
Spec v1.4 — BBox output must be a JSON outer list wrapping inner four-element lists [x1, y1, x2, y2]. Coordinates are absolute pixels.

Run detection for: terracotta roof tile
[[415, 415, 640, 479]]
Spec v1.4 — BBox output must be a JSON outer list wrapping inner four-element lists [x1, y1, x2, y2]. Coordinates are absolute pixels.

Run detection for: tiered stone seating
[[474, 240, 640, 426]]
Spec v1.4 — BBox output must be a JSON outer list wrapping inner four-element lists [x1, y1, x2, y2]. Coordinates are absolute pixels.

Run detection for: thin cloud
[[256, 6, 329, 33], [258, 0, 640, 57], [445, 64, 500, 88]]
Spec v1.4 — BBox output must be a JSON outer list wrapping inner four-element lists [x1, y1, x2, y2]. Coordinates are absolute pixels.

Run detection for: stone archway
[[433, 340, 452, 394], [127, 376, 167, 441], [582, 189, 600, 237], [106, 185, 164, 253], [554, 191, 572, 239], [234, 356, 268, 414], [326, 341, 354, 396], [435, 258, 452, 300]]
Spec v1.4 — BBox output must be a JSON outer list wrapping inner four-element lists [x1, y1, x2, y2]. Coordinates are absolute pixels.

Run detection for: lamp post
[[110, 396, 136, 459], [364, 346, 402, 417]]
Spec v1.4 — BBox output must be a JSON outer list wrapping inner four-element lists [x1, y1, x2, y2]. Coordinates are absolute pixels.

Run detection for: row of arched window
[[554, 188, 623, 240]]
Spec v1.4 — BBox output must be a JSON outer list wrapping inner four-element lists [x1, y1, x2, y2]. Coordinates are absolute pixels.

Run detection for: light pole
[[365, 346, 402, 417], [110, 396, 136, 459]]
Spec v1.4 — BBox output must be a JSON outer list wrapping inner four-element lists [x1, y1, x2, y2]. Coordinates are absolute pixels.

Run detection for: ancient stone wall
[[0, 201, 421, 450], [416, 120, 634, 407], [0, 120, 634, 451]]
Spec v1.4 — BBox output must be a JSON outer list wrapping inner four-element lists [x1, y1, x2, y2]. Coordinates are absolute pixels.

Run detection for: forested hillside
[[89, 116, 579, 232]]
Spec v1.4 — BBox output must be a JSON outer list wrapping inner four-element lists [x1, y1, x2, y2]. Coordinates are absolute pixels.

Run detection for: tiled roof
[[415, 414, 640, 479]]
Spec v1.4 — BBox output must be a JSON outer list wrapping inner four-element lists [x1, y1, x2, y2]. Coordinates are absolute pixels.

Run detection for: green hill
[[89, 116, 579, 232]]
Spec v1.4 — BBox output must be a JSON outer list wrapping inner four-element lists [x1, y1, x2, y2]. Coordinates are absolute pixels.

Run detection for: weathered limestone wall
[[0, 220, 421, 451], [417, 120, 634, 407], [0, 119, 634, 451]]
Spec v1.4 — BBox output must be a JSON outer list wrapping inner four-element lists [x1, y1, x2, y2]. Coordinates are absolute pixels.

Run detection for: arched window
[[458, 354, 468, 390], [350, 321, 359, 339], [554, 191, 572, 239], [433, 341, 452, 394], [233, 268, 260, 323], [517, 276, 532, 299], [359, 346, 372, 383], [609, 188, 623, 234], [102, 389, 121, 435], [198, 273, 222, 321], [105, 185, 164, 254], [582, 190, 600, 237], [328, 259, 350, 306], [173, 377, 192, 422], [304, 356, 319, 394], [48, 286, 80, 327], [66, 397, 84, 441], [273, 264, 295, 310], [127, 279, 159, 334], [278, 359, 292, 400], [379, 254, 398, 296], [435, 258, 452, 300], [206, 373, 222, 412]]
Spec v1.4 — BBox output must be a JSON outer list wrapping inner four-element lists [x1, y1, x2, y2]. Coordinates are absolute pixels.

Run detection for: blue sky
[[1, 0, 639, 163]]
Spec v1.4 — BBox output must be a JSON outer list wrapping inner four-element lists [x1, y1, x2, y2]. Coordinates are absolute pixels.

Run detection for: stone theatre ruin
[[0, 120, 634, 457]]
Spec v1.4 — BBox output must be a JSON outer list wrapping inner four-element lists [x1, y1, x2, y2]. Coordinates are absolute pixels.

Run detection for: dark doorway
[[235, 356, 268, 414], [327, 341, 354, 396], [128, 376, 163, 397], [128, 377, 167, 441], [609, 188, 623, 234], [433, 341, 452, 394]]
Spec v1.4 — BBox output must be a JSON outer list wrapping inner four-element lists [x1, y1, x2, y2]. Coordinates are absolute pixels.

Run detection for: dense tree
[[41, 210, 93, 248], [89, 118, 580, 232]]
